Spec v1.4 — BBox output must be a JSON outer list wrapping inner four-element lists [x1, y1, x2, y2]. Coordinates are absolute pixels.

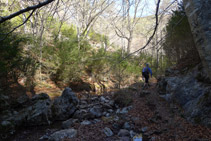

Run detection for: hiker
[[142, 63, 152, 86]]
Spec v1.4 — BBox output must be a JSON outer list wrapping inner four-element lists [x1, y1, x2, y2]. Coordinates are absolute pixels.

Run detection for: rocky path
[[8, 83, 211, 141], [129, 83, 211, 140]]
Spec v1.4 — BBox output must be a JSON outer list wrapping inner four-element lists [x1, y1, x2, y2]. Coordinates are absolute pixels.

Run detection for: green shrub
[[0, 22, 37, 89], [46, 27, 92, 83], [113, 89, 133, 107], [162, 3, 200, 67]]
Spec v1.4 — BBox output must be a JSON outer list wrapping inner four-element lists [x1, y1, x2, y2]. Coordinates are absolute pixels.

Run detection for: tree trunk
[[127, 38, 132, 54]]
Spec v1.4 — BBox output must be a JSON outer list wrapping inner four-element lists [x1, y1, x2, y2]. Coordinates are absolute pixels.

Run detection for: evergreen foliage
[[0, 22, 37, 89], [0, 3, 172, 92], [162, 3, 200, 68]]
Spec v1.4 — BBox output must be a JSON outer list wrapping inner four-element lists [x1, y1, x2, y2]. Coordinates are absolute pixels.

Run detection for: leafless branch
[[81, 1, 114, 37], [103, 0, 161, 74], [123, 0, 161, 57], [158, 0, 177, 23], [145, 15, 186, 51], [115, 29, 129, 40], [0, 0, 55, 23], [0, 9, 36, 42]]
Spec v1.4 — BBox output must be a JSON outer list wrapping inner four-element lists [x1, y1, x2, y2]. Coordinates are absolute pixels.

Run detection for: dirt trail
[[9, 82, 211, 141], [129, 82, 211, 140]]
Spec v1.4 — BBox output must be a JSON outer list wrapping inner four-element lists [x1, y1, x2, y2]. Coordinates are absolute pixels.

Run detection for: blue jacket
[[142, 67, 152, 76]]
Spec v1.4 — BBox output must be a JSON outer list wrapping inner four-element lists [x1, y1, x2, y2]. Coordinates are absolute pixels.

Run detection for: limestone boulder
[[52, 88, 79, 120], [183, 0, 211, 79], [48, 129, 77, 141], [158, 65, 211, 127]]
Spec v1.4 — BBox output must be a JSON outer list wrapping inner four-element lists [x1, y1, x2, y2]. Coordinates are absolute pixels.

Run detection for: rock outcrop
[[183, 0, 211, 79], [0, 93, 52, 139], [164, 1, 211, 126], [37, 93, 135, 141], [158, 64, 211, 127], [73, 95, 115, 120], [22, 93, 52, 126], [52, 87, 79, 120], [48, 129, 77, 141], [0, 87, 79, 140]]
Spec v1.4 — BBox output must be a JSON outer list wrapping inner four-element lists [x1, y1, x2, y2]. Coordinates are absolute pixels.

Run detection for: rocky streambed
[[1, 81, 211, 141], [1, 87, 147, 141]]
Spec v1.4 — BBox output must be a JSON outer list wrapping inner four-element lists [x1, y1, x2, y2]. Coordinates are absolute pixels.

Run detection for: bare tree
[[0, 0, 55, 23], [4, 0, 63, 80], [67, 0, 114, 49], [112, 0, 146, 54]]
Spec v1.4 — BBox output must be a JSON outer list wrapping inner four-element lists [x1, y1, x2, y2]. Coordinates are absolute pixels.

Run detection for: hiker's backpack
[[144, 67, 150, 75]]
